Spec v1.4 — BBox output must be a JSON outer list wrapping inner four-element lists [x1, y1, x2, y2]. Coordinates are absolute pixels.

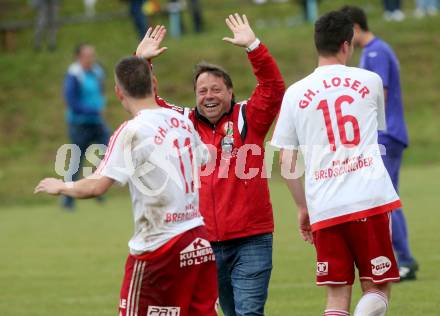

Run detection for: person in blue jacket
[[342, 6, 418, 281], [63, 43, 110, 209]]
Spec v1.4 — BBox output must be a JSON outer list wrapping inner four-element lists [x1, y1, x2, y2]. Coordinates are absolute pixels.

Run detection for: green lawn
[[1, 165, 439, 315]]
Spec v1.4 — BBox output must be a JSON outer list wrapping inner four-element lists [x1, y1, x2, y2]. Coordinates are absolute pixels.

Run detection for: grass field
[[1, 0, 439, 314], [1, 165, 439, 315]]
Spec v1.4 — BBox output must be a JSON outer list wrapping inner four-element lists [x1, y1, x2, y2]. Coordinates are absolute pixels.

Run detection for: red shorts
[[313, 212, 399, 286], [118, 226, 218, 316]]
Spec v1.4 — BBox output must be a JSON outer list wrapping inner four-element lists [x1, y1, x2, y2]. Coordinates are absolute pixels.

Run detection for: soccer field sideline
[[1, 164, 439, 315]]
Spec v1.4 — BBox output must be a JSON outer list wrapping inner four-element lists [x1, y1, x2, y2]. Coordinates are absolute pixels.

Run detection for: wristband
[[246, 38, 261, 52]]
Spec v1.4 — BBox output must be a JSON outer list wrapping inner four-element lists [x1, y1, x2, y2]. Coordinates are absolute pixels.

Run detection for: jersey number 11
[[173, 137, 195, 194]]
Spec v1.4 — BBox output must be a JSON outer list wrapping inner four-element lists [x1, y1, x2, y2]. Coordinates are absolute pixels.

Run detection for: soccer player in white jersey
[[271, 11, 401, 316], [35, 52, 218, 315]]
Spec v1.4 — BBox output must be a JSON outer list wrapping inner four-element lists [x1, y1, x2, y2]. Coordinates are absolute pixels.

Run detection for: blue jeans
[[62, 122, 110, 208], [211, 233, 273, 316]]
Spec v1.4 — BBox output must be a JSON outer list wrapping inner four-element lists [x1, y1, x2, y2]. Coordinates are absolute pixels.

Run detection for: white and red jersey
[[97, 108, 209, 254], [271, 64, 401, 231]]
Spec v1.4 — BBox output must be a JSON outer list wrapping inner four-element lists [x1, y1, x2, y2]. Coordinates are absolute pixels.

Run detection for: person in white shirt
[[35, 44, 218, 316], [271, 10, 400, 316]]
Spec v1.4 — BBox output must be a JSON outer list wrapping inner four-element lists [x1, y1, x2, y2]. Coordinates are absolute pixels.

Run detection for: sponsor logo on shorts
[[147, 306, 180, 316], [317, 262, 328, 276], [119, 299, 127, 309], [180, 238, 215, 268], [371, 256, 392, 276]]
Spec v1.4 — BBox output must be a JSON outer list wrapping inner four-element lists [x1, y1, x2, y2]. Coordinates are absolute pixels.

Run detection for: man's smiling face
[[195, 72, 233, 124]]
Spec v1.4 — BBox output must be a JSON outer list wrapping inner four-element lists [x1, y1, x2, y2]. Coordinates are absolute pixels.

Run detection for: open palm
[[136, 25, 168, 59], [223, 13, 257, 48]]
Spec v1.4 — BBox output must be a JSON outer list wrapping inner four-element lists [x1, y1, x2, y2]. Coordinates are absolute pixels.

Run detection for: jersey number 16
[[317, 94, 360, 152]]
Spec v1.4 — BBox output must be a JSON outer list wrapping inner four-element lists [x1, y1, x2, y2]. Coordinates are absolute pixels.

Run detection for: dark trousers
[[34, 0, 59, 50], [130, 0, 148, 39], [189, 0, 204, 33], [383, 0, 402, 11], [62, 122, 110, 208], [380, 138, 414, 265]]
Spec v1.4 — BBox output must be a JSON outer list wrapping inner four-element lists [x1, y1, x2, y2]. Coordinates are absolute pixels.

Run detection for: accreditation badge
[[221, 121, 234, 159]]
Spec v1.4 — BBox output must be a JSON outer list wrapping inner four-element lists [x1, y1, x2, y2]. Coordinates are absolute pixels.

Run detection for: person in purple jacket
[[341, 6, 418, 281]]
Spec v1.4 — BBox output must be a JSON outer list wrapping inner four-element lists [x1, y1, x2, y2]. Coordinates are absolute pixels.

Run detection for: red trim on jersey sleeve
[[311, 200, 402, 232], [95, 121, 128, 175], [132, 231, 186, 261], [155, 95, 185, 114]]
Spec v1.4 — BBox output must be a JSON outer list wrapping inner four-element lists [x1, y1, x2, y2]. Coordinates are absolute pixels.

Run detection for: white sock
[[324, 310, 350, 316], [354, 290, 388, 316]]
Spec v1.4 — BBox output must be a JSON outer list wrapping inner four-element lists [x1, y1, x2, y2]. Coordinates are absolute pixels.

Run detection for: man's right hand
[[136, 25, 168, 59], [298, 208, 313, 244]]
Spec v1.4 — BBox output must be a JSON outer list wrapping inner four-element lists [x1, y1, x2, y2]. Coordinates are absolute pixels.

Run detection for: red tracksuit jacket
[[156, 43, 285, 241]]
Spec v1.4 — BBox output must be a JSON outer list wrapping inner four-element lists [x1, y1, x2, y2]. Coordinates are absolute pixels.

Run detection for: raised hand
[[136, 25, 168, 59], [223, 13, 257, 48], [34, 178, 65, 195]]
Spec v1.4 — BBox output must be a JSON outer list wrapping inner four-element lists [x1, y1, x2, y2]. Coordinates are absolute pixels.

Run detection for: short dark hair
[[193, 62, 233, 91], [340, 5, 369, 31], [115, 57, 153, 99], [74, 43, 91, 57], [314, 10, 354, 56]]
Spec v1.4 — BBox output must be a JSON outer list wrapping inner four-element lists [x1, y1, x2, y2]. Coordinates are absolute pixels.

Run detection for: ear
[[114, 84, 124, 101], [152, 75, 158, 90], [341, 41, 350, 55]]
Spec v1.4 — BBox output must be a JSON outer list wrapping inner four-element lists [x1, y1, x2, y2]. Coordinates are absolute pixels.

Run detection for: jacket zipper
[[211, 127, 220, 241]]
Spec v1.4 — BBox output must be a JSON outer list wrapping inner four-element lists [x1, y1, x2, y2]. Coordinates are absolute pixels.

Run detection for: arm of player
[[280, 149, 313, 244], [223, 13, 285, 137], [135, 25, 186, 113], [34, 175, 114, 199]]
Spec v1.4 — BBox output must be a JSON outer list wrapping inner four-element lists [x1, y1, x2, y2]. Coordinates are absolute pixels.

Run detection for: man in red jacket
[[136, 15, 285, 316]]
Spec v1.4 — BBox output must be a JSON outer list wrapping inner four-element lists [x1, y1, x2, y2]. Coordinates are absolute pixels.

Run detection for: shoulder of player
[[347, 66, 380, 79], [347, 67, 384, 92]]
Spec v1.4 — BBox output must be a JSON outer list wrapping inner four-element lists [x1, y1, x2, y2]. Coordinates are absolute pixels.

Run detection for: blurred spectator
[[188, 0, 204, 33], [62, 44, 110, 210], [383, 0, 406, 21], [414, 0, 438, 17], [84, 0, 97, 17], [299, 0, 319, 23], [167, 0, 204, 37], [121, 0, 149, 39], [30, 0, 59, 51], [168, 0, 184, 37]]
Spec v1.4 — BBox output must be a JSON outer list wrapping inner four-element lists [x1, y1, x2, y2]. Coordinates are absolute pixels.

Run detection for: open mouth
[[204, 103, 219, 108]]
